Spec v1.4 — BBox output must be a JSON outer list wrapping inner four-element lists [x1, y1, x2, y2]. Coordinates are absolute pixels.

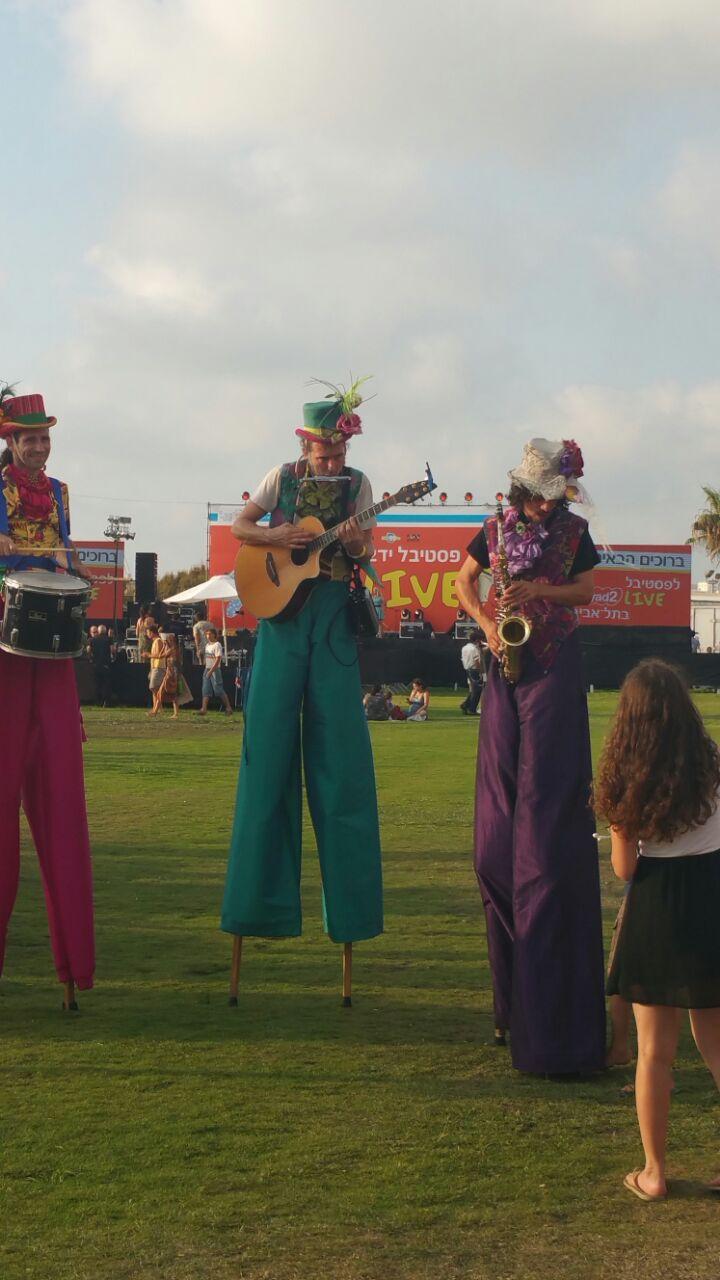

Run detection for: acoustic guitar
[[234, 469, 436, 621]]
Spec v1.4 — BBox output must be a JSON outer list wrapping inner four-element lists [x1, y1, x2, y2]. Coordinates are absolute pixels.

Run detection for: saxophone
[[493, 492, 532, 684]]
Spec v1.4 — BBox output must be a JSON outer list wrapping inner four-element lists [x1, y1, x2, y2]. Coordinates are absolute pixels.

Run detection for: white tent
[[163, 573, 240, 660], [163, 574, 239, 605]]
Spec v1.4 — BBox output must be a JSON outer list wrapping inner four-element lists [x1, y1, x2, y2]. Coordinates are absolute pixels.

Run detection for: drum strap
[[0, 475, 72, 573]]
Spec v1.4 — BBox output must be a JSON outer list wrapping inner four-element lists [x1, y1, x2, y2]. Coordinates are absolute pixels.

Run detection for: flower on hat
[[559, 439, 584, 480], [309, 374, 372, 440]]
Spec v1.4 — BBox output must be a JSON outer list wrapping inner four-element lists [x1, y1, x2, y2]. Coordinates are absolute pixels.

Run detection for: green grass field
[[3, 692, 720, 1280]]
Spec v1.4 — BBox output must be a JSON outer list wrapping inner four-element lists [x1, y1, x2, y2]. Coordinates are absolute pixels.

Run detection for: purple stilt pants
[[474, 632, 605, 1073], [0, 650, 95, 988]]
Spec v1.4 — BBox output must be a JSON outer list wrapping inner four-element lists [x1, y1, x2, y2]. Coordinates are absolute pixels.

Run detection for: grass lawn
[[2, 691, 720, 1280]]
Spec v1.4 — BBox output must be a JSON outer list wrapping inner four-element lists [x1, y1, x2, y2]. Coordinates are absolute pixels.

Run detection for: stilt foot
[[62, 1000, 79, 1012], [493, 1028, 507, 1047], [342, 995, 352, 1008], [228, 996, 238, 1008]]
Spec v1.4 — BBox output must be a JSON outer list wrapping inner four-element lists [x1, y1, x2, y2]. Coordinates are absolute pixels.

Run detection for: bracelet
[[349, 543, 367, 560]]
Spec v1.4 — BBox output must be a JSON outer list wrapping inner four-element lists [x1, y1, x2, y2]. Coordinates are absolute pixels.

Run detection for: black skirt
[[607, 848, 720, 1007]]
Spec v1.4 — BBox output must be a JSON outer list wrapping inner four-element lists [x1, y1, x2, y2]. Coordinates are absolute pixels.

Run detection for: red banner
[[208, 516, 692, 632], [74, 541, 125, 621], [579, 546, 691, 627]]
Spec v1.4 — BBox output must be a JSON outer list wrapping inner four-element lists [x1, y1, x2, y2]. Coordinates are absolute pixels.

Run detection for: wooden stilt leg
[[228, 935, 243, 1006], [62, 980, 78, 1012], [342, 942, 352, 1008]]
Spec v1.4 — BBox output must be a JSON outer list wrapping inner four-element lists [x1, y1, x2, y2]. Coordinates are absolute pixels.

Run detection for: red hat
[[0, 393, 57, 439]]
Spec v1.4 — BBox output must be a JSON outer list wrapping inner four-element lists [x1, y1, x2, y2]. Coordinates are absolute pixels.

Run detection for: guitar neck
[[307, 493, 400, 553]]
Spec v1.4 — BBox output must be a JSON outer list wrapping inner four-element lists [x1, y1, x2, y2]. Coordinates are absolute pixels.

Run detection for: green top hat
[[295, 375, 371, 444]]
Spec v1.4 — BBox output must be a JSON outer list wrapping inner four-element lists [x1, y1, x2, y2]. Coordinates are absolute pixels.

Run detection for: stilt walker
[[0, 387, 95, 1006], [456, 438, 606, 1074], [221, 378, 383, 1003]]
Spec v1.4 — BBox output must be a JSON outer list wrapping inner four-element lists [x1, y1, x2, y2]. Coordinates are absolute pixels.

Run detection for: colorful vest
[[0, 468, 72, 573], [269, 461, 364, 528], [485, 507, 586, 671]]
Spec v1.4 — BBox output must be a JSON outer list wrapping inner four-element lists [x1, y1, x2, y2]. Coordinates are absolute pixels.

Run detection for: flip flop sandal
[[623, 1170, 667, 1202]]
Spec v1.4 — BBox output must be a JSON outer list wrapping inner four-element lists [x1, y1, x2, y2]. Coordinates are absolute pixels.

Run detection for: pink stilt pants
[[0, 649, 95, 988]]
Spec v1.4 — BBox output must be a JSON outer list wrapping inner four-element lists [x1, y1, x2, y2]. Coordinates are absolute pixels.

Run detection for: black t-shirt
[[466, 513, 601, 577], [89, 635, 113, 667]]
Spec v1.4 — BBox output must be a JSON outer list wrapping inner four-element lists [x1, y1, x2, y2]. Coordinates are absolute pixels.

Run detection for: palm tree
[[690, 487, 720, 562]]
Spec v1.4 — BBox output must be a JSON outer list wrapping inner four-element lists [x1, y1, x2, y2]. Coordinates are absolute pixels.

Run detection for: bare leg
[[630, 1003, 681, 1198], [199, 697, 209, 716], [223, 694, 233, 716], [171, 699, 179, 719], [607, 995, 633, 1066], [689, 1007, 720, 1188]]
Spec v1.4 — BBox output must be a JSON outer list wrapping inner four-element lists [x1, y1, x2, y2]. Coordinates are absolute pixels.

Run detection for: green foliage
[[157, 563, 208, 600], [690, 486, 720, 561], [3, 694, 720, 1279]]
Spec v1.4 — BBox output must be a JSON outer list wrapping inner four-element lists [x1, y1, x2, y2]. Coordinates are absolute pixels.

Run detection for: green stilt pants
[[221, 581, 383, 943]]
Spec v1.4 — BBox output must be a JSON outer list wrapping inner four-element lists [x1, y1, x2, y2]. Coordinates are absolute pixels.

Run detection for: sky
[[2, 0, 720, 578]]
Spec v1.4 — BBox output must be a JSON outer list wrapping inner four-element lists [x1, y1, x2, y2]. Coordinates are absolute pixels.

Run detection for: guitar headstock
[[395, 464, 437, 506]]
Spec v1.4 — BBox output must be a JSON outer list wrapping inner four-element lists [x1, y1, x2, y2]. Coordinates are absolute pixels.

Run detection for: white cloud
[[658, 144, 720, 264]]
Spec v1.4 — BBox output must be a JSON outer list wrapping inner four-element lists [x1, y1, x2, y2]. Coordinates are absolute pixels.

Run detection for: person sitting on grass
[[363, 684, 390, 721], [406, 678, 430, 721], [595, 658, 720, 1202], [199, 627, 233, 717]]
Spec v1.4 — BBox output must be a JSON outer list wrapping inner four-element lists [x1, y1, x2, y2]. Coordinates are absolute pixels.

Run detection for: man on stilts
[[221, 379, 383, 999], [0, 387, 95, 1006]]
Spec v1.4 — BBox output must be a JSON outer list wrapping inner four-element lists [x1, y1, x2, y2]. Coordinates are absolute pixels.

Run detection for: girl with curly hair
[[595, 658, 720, 1201]]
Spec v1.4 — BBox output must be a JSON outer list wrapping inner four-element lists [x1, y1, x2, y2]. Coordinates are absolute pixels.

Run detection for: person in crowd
[[193, 607, 215, 665], [146, 624, 165, 714], [200, 627, 233, 716], [406, 678, 430, 721], [456, 437, 606, 1073], [364, 684, 390, 721], [691, 630, 701, 653], [0, 387, 95, 998], [153, 629, 179, 718], [596, 659, 720, 1201], [221, 379, 383, 952], [137, 607, 156, 663], [460, 628, 485, 715], [88, 623, 113, 706]]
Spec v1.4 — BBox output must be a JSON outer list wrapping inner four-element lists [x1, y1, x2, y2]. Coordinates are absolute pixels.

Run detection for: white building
[[692, 579, 720, 652]]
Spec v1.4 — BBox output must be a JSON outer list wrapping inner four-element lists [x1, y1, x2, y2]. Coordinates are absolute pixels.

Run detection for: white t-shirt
[[204, 640, 223, 671], [640, 789, 720, 858], [461, 641, 484, 673], [250, 465, 375, 527]]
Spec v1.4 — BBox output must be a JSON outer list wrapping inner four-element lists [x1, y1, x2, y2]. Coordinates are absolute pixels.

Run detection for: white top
[[461, 641, 484, 672], [204, 640, 223, 670], [193, 619, 214, 653], [251, 465, 375, 527], [640, 789, 720, 858]]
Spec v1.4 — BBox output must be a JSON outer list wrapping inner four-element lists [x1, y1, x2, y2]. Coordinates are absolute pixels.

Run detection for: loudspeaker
[[135, 552, 158, 604]]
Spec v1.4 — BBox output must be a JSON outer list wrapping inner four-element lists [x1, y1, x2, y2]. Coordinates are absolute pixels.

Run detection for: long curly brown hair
[[593, 658, 720, 842]]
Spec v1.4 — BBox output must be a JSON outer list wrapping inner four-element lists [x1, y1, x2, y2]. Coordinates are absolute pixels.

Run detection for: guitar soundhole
[[290, 547, 310, 567]]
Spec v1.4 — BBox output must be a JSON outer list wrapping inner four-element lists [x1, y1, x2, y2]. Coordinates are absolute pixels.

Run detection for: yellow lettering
[[410, 574, 439, 608], [382, 569, 413, 608], [442, 571, 459, 609]]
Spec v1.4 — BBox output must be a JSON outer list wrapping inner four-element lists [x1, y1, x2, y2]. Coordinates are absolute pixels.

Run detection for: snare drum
[[0, 570, 92, 659]]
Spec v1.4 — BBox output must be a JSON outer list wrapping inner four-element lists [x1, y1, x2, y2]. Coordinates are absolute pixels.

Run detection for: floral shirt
[[1, 465, 70, 553]]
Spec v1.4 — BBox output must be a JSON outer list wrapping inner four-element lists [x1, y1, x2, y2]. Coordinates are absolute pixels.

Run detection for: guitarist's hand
[[338, 517, 365, 557], [270, 522, 315, 550]]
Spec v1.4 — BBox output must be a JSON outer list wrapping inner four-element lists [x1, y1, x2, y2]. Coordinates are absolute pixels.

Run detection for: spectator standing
[[88, 624, 113, 706], [146, 625, 165, 714], [200, 628, 233, 716], [137, 608, 156, 663], [597, 660, 720, 1201], [460, 628, 485, 715], [193, 608, 215, 665]]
